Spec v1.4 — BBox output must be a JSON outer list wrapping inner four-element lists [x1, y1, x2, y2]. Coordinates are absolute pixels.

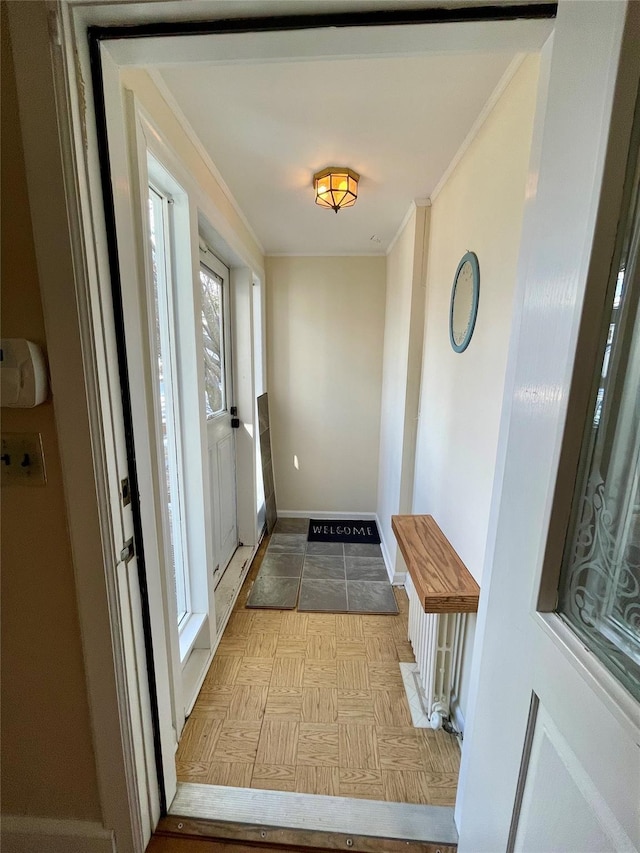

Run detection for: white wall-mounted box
[[0, 339, 48, 407]]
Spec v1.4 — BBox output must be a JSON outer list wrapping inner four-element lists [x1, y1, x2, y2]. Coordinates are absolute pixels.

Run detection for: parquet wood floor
[[176, 536, 460, 806]]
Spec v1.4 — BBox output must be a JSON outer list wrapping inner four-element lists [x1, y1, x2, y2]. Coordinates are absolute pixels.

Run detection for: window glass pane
[[200, 264, 226, 418], [148, 187, 189, 625], [557, 132, 640, 701]]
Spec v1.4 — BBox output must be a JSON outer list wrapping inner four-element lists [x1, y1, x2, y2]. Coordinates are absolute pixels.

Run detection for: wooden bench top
[[391, 514, 480, 614]]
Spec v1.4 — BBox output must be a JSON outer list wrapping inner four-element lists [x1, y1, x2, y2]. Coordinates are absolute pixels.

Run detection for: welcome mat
[[308, 519, 381, 545]]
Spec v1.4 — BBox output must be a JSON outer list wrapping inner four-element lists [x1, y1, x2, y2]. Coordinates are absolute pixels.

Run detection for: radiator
[[405, 574, 466, 730]]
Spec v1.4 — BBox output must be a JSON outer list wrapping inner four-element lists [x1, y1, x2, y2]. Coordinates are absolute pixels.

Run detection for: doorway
[[90, 6, 555, 837]]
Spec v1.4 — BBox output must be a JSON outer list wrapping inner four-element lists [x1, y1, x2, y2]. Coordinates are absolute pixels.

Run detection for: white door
[[457, 4, 640, 852], [200, 252, 238, 584]]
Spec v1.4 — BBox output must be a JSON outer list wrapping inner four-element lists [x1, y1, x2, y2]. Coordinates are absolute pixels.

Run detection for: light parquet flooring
[[177, 536, 460, 806]]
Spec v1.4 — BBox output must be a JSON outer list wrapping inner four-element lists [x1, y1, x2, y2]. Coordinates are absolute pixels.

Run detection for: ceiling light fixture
[[313, 167, 360, 212]]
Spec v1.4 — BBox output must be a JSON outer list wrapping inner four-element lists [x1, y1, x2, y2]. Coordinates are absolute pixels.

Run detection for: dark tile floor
[[246, 518, 398, 614]]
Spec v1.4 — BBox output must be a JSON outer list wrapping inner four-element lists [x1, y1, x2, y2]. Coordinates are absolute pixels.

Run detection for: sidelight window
[[148, 184, 190, 627]]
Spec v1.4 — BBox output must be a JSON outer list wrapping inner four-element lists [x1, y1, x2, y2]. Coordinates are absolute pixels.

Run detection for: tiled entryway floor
[[176, 521, 460, 805], [247, 520, 398, 613]]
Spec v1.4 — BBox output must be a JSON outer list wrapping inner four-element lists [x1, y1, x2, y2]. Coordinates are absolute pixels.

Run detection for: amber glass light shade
[[313, 167, 360, 212]]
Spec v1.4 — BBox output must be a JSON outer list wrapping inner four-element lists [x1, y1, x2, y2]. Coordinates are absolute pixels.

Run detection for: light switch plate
[[1, 433, 46, 486]]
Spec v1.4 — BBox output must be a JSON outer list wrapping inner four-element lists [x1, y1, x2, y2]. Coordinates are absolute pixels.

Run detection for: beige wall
[[412, 55, 540, 724], [266, 256, 386, 514], [1, 4, 101, 820], [413, 55, 540, 579], [376, 205, 429, 576]]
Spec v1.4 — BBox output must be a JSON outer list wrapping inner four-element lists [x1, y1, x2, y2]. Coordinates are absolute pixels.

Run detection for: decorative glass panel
[[557, 129, 640, 701], [200, 264, 225, 418]]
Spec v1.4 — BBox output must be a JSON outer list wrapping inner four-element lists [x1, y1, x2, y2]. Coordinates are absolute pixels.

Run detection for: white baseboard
[[1, 816, 115, 853], [450, 692, 466, 737], [376, 514, 396, 584], [375, 515, 407, 586], [278, 510, 377, 520]]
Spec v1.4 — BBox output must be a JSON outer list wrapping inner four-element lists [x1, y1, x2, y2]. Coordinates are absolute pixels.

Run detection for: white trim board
[[449, 688, 466, 738], [378, 525, 394, 583], [400, 662, 431, 728], [376, 513, 406, 585], [170, 783, 458, 845], [265, 251, 386, 257], [277, 510, 377, 519], [103, 19, 552, 69], [1, 816, 115, 853]]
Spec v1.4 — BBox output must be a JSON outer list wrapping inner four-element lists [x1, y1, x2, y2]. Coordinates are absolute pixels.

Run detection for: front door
[[200, 251, 238, 585], [457, 4, 640, 851]]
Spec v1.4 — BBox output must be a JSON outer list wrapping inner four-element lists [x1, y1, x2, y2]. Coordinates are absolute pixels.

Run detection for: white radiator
[[405, 574, 466, 730]]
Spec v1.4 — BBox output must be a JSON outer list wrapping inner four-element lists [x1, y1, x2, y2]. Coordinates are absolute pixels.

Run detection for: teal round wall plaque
[[449, 251, 480, 353]]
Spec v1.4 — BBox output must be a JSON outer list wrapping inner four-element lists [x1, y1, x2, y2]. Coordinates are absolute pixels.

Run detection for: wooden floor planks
[[176, 537, 460, 806]]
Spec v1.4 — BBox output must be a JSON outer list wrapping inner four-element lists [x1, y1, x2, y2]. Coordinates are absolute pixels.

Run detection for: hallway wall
[[376, 204, 429, 578], [413, 55, 540, 583], [412, 55, 541, 726], [266, 256, 386, 515]]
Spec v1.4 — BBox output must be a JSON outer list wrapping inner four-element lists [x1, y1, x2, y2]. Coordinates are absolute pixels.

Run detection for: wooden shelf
[[391, 514, 480, 614]]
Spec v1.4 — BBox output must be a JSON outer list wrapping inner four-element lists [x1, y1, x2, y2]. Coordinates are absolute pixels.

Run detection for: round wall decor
[[449, 251, 480, 353]]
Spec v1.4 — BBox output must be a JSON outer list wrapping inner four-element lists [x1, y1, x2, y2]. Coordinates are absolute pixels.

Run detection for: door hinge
[[120, 537, 135, 565]]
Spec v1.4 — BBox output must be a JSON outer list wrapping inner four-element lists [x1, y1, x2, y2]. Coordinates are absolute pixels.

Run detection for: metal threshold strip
[[165, 782, 458, 851]]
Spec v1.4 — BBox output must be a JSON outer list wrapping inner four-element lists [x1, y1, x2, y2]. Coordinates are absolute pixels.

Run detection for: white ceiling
[[154, 19, 550, 255]]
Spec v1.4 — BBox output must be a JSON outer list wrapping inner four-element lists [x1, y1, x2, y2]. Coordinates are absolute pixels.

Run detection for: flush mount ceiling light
[[313, 167, 360, 212]]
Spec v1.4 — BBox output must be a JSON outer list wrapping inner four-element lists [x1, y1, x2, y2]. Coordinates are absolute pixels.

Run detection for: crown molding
[[430, 53, 527, 204]]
